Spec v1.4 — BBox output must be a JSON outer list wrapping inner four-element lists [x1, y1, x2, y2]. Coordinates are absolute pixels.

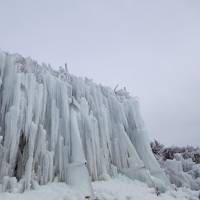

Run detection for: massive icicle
[[0, 51, 169, 195]]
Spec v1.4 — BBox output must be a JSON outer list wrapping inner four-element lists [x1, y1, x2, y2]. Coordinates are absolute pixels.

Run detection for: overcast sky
[[0, 0, 200, 146]]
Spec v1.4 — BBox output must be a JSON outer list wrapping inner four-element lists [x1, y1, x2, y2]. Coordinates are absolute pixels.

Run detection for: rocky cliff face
[[0, 51, 169, 195]]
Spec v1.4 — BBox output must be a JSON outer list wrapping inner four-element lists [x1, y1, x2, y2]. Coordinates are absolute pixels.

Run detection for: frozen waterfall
[[0, 51, 170, 196]]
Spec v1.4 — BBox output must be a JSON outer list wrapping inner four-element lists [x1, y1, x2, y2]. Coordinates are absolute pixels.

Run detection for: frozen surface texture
[[0, 51, 169, 194], [151, 141, 200, 191], [0, 175, 198, 200]]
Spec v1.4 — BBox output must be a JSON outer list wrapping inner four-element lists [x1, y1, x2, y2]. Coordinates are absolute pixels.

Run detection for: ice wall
[[0, 51, 169, 195]]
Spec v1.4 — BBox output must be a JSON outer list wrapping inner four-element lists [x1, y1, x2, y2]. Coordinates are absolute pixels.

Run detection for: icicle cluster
[[0, 51, 169, 195]]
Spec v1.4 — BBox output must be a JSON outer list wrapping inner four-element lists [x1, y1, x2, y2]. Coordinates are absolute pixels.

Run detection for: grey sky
[[0, 0, 200, 146]]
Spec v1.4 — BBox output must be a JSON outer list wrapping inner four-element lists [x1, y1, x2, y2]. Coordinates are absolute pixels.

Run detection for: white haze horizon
[[0, 0, 200, 146]]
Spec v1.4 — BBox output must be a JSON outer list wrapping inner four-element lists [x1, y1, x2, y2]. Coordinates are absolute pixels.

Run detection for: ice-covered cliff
[[0, 51, 169, 196]]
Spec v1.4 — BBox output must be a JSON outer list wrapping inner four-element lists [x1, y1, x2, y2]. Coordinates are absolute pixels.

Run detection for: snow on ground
[[0, 182, 84, 200], [0, 175, 199, 200], [93, 175, 199, 200]]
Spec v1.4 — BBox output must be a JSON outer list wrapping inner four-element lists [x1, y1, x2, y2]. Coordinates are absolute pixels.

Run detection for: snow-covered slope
[[0, 51, 169, 196]]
